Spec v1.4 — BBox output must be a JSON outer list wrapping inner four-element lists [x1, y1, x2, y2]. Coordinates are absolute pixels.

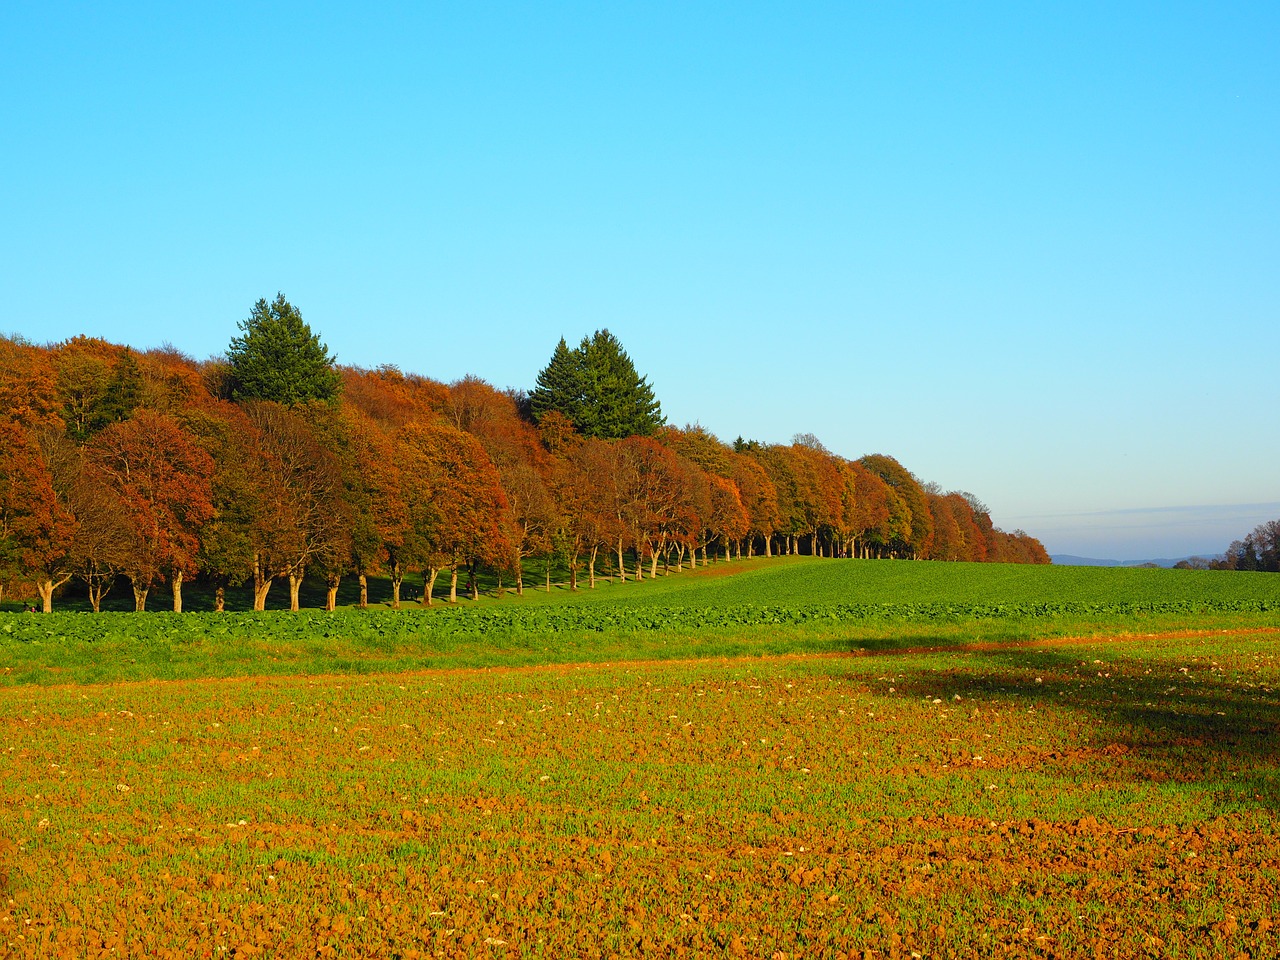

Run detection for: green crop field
[[1, 558, 1277, 687], [2, 558, 1279, 957]]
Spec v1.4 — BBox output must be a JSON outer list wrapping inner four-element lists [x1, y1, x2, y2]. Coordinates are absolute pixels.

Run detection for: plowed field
[[3, 628, 1279, 958]]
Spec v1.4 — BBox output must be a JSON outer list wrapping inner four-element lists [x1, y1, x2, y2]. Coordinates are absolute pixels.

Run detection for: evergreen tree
[[227, 294, 341, 406], [528, 330, 662, 439], [529, 337, 585, 427]]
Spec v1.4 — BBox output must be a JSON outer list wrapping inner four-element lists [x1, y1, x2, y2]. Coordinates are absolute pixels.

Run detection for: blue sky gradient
[[3, 2, 1276, 560]]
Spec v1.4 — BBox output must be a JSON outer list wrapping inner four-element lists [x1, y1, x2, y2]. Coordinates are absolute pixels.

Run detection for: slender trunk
[[723, 540, 730, 562], [616, 538, 627, 582], [424, 567, 440, 606], [132, 581, 148, 612], [545, 557, 551, 593], [215, 585, 226, 613], [288, 569, 303, 612], [469, 563, 479, 601], [588, 545, 598, 588], [253, 554, 271, 611], [390, 560, 403, 609], [569, 558, 577, 592], [88, 581, 108, 613], [764, 535, 772, 557], [325, 573, 340, 612], [649, 543, 661, 580], [358, 574, 368, 610], [516, 565, 524, 596], [172, 569, 184, 613], [450, 566, 459, 604]]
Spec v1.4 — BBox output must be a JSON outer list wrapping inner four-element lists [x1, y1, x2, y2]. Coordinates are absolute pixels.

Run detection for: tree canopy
[[528, 330, 663, 439], [0, 325, 1053, 612], [226, 294, 341, 406]]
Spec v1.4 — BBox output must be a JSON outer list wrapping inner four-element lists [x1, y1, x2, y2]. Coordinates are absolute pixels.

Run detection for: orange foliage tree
[[0, 421, 74, 608], [88, 411, 216, 611], [399, 423, 512, 604]]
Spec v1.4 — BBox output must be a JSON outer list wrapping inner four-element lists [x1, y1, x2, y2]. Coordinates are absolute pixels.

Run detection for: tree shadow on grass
[[838, 637, 1280, 811]]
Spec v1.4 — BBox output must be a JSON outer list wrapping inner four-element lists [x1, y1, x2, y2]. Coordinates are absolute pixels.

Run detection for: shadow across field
[[843, 635, 1280, 810]]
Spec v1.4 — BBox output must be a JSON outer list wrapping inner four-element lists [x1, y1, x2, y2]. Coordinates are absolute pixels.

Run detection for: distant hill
[[1051, 555, 1219, 569]]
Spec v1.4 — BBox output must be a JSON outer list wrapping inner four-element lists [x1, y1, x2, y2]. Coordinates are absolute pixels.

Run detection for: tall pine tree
[[227, 294, 341, 406], [528, 330, 662, 439]]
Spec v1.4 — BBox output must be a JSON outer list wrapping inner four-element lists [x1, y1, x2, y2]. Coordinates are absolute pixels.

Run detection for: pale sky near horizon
[[3, 2, 1277, 561]]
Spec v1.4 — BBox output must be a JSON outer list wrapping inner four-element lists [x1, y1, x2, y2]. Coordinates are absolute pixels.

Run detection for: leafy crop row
[[3, 597, 1276, 648]]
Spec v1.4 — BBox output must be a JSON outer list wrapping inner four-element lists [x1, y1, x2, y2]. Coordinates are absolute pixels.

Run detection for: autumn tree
[[88, 411, 216, 611], [0, 335, 60, 430], [335, 406, 408, 609], [557, 439, 626, 587], [0, 422, 74, 609], [27, 425, 84, 611], [178, 403, 273, 611], [859, 454, 935, 559], [243, 402, 351, 610], [399, 423, 512, 603], [67, 460, 133, 612], [730, 453, 779, 557], [53, 337, 144, 442]]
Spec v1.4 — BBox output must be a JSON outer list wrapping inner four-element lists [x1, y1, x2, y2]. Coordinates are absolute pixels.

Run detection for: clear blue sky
[[3, 2, 1277, 560]]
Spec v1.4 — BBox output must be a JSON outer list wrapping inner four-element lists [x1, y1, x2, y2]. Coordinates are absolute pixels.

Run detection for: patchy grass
[[2, 628, 1279, 957]]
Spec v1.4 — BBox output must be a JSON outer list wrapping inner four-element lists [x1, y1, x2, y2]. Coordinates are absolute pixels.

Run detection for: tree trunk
[[253, 554, 272, 611], [649, 544, 661, 580], [569, 558, 578, 592], [37, 580, 54, 613], [132, 581, 148, 612], [172, 569, 184, 613], [390, 561, 403, 609], [588, 545, 598, 588], [425, 567, 440, 606], [88, 581, 107, 613], [215, 585, 226, 613], [325, 573, 340, 612], [545, 557, 551, 593], [469, 563, 479, 601], [616, 538, 627, 582], [358, 574, 368, 610], [288, 568, 303, 611], [449, 566, 459, 603], [516, 566, 524, 596]]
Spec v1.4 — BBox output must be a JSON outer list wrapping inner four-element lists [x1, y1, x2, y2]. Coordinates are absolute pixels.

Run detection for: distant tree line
[[0, 296, 1049, 612], [1183, 519, 1280, 572]]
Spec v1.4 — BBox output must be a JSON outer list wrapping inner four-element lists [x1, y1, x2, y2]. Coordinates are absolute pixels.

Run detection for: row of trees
[[0, 301, 1047, 612]]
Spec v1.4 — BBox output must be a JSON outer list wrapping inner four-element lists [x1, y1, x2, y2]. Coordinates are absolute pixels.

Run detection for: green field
[[2, 559, 1279, 957], [2, 558, 1277, 687]]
